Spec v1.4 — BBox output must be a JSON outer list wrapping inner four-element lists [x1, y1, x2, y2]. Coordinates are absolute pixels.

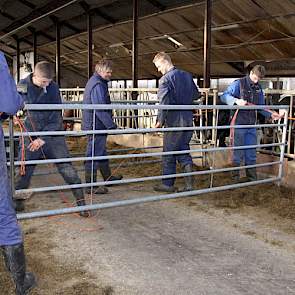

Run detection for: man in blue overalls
[[221, 65, 281, 181], [0, 52, 36, 294], [82, 59, 122, 194], [15, 61, 90, 217], [153, 52, 200, 192]]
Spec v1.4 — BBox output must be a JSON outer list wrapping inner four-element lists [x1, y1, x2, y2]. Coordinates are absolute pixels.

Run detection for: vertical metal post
[[9, 117, 15, 198], [33, 29, 37, 66], [87, 11, 93, 79], [123, 80, 127, 127], [16, 38, 20, 82], [55, 20, 61, 85], [132, 0, 138, 90], [287, 95, 293, 154], [278, 110, 288, 183], [156, 78, 159, 88], [203, 0, 212, 88], [212, 90, 218, 144], [132, 0, 139, 127], [11, 38, 21, 197], [205, 90, 210, 163]]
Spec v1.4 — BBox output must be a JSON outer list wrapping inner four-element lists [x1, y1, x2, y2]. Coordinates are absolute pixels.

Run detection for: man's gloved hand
[[235, 98, 247, 106], [28, 138, 45, 152]]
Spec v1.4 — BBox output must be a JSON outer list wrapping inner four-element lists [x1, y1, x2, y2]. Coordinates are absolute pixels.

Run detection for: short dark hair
[[34, 61, 54, 79], [251, 65, 266, 78]]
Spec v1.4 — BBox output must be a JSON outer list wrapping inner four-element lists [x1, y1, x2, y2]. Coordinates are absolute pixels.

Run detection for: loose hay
[[0, 223, 114, 295]]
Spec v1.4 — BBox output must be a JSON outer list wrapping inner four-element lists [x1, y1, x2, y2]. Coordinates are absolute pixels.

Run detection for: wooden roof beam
[[227, 62, 245, 74], [1, 0, 79, 38], [16, 0, 36, 10], [146, 0, 166, 11]]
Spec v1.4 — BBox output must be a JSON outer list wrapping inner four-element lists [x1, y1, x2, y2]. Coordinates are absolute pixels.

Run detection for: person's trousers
[[84, 134, 109, 172], [233, 128, 257, 166], [162, 131, 193, 187], [0, 128, 22, 246], [15, 136, 84, 200]]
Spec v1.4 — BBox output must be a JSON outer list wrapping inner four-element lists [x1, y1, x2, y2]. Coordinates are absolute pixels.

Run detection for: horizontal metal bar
[[16, 177, 280, 220], [64, 114, 158, 121], [112, 100, 160, 104], [8, 123, 285, 137], [11, 143, 284, 166], [30, 155, 204, 177], [24, 103, 289, 110], [109, 142, 208, 153], [62, 88, 212, 93], [62, 100, 161, 104], [13, 143, 207, 159], [16, 161, 280, 194]]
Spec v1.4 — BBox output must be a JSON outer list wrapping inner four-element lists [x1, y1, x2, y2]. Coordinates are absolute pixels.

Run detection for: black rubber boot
[[14, 199, 25, 212], [1, 243, 37, 295], [76, 198, 92, 218], [99, 162, 123, 184], [85, 171, 108, 194], [153, 183, 177, 193], [246, 168, 257, 181], [231, 164, 240, 182], [70, 185, 92, 217], [182, 164, 194, 191]]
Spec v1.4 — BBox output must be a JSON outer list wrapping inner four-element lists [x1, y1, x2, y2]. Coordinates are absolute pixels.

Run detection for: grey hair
[[95, 59, 113, 73]]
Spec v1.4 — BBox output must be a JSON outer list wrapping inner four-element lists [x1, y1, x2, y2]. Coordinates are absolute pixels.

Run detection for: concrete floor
[[13, 173, 295, 295]]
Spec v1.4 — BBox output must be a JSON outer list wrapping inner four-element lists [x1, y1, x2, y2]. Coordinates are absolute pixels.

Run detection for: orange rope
[[14, 117, 31, 176], [17, 111, 129, 233]]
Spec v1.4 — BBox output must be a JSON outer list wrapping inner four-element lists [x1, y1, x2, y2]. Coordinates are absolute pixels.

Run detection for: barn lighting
[[109, 42, 125, 48], [150, 34, 184, 47], [166, 36, 184, 47], [212, 24, 239, 31]]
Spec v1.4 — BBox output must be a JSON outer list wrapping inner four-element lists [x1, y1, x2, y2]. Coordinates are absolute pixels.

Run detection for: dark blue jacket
[[0, 51, 23, 246], [18, 74, 63, 133], [157, 67, 199, 127], [0, 53, 23, 118], [221, 76, 271, 125], [82, 73, 116, 131]]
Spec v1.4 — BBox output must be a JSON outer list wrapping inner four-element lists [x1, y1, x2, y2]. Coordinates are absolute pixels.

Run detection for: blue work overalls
[[0, 52, 23, 246], [221, 76, 271, 166], [15, 74, 84, 200], [157, 68, 199, 187], [82, 73, 116, 172]]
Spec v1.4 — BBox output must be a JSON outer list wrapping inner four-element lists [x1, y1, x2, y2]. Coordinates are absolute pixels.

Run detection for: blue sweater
[[82, 73, 116, 131], [18, 74, 63, 132], [221, 76, 271, 125], [157, 67, 199, 127]]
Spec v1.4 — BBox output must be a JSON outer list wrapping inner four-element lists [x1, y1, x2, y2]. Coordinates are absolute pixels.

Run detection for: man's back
[[158, 68, 199, 127]]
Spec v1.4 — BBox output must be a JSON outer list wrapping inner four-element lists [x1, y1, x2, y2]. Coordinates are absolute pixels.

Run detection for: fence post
[[278, 110, 289, 183], [9, 116, 15, 198]]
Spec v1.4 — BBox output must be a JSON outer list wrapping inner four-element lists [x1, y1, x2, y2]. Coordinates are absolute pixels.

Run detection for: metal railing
[[264, 89, 295, 157], [5, 102, 288, 220], [60, 87, 217, 140]]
